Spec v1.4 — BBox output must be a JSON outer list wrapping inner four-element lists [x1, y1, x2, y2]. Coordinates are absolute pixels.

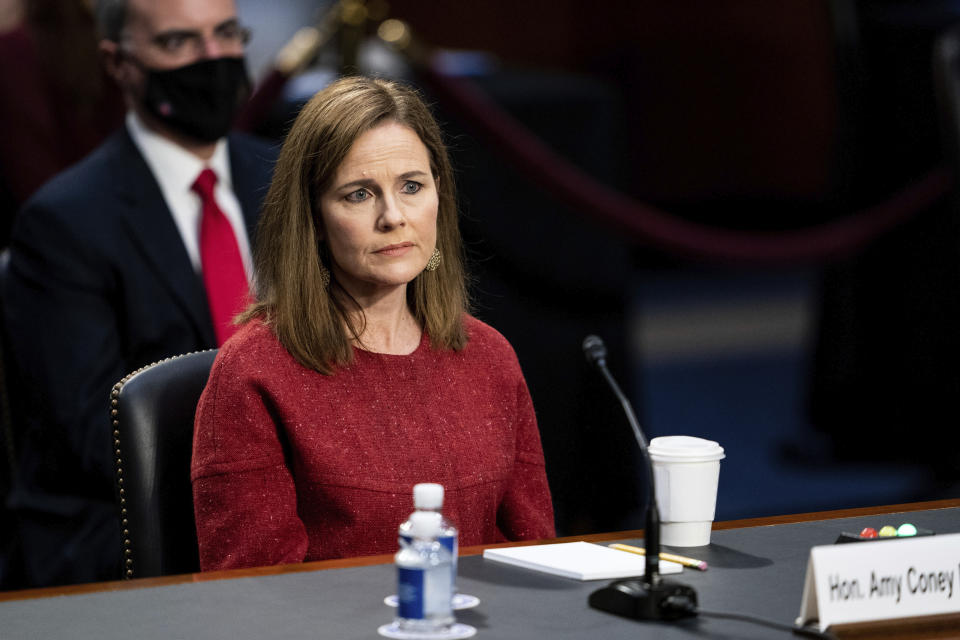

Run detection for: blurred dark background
[[373, 0, 960, 533], [4, 0, 960, 544]]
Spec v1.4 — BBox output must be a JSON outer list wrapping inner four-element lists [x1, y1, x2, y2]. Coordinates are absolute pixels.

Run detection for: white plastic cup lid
[[648, 436, 725, 463], [413, 483, 444, 509]]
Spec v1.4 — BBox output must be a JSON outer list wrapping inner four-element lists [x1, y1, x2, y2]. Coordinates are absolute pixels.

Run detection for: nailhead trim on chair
[[110, 349, 216, 580]]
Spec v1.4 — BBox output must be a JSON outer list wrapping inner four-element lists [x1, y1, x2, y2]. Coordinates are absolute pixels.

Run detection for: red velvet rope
[[420, 59, 955, 265]]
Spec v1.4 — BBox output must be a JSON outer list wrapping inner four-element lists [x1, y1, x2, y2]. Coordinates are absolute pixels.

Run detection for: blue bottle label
[[439, 534, 456, 555], [397, 567, 425, 619], [400, 533, 456, 554]]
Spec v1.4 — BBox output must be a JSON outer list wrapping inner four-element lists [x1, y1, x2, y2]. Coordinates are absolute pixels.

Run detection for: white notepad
[[482, 541, 684, 581]]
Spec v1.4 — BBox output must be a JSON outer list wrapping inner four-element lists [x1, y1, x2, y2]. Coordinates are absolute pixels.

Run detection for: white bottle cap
[[413, 483, 444, 510], [409, 511, 442, 539]]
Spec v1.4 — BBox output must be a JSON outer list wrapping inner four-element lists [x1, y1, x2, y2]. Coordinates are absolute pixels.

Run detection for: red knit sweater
[[191, 316, 555, 571]]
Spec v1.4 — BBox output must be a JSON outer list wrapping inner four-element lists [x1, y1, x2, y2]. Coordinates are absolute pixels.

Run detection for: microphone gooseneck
[[581, 335, 697, 621], [581, 335, 659, 584]]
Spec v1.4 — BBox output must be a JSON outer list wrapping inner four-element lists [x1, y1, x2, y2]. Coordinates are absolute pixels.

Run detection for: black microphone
[[582, 334, 608, 368], [581, 335, 698, 621]]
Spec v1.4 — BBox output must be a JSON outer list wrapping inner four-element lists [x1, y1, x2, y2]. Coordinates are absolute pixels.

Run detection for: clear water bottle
[[395, 511, 454, 633], [399, 483, 458, 590]]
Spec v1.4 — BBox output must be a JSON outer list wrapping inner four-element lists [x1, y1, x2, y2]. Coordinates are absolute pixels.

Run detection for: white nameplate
[[797, 533, 960, 631]]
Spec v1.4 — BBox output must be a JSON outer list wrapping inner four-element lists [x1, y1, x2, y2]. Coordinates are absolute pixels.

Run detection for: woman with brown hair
[[191, 75, 555, 570]]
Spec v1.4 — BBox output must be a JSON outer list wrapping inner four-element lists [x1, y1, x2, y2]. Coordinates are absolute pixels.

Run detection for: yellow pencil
[[609, 543, 708, 571]]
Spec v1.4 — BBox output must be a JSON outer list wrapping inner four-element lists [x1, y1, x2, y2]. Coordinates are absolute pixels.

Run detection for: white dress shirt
[[125, 111, 253, 279]]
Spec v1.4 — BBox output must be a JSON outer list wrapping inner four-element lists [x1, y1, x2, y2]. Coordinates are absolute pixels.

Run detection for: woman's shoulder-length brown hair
[[241, 75, 469, 374]]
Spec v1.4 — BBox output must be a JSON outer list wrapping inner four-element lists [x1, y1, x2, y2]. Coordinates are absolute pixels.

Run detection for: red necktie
[[192, 168, 248, 345]]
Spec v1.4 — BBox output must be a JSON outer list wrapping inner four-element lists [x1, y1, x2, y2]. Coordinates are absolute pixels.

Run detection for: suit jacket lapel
[[110, 129, 216, 347]]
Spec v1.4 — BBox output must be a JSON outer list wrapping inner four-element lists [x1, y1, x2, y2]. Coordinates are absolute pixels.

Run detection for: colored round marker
[[897, 523, 917, 537], [859, 527, 878, 539], [878, 525, 897, 537]]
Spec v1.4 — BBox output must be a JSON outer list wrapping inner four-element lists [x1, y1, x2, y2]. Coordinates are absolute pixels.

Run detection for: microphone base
[[588, 578, 698, 621]]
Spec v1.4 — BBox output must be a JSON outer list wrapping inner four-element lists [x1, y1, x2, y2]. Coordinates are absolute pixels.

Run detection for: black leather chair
[[111, 349, 217, 579]]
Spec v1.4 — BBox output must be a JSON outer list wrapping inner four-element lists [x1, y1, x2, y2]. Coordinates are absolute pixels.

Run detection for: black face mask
[[139, 57, 251, 143]]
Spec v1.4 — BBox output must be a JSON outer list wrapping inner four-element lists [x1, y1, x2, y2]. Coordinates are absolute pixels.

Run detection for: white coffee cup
[[648, 435, 725, 547]]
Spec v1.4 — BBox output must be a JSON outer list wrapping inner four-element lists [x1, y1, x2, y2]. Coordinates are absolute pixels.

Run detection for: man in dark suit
[[2, 0, 276, 586]]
